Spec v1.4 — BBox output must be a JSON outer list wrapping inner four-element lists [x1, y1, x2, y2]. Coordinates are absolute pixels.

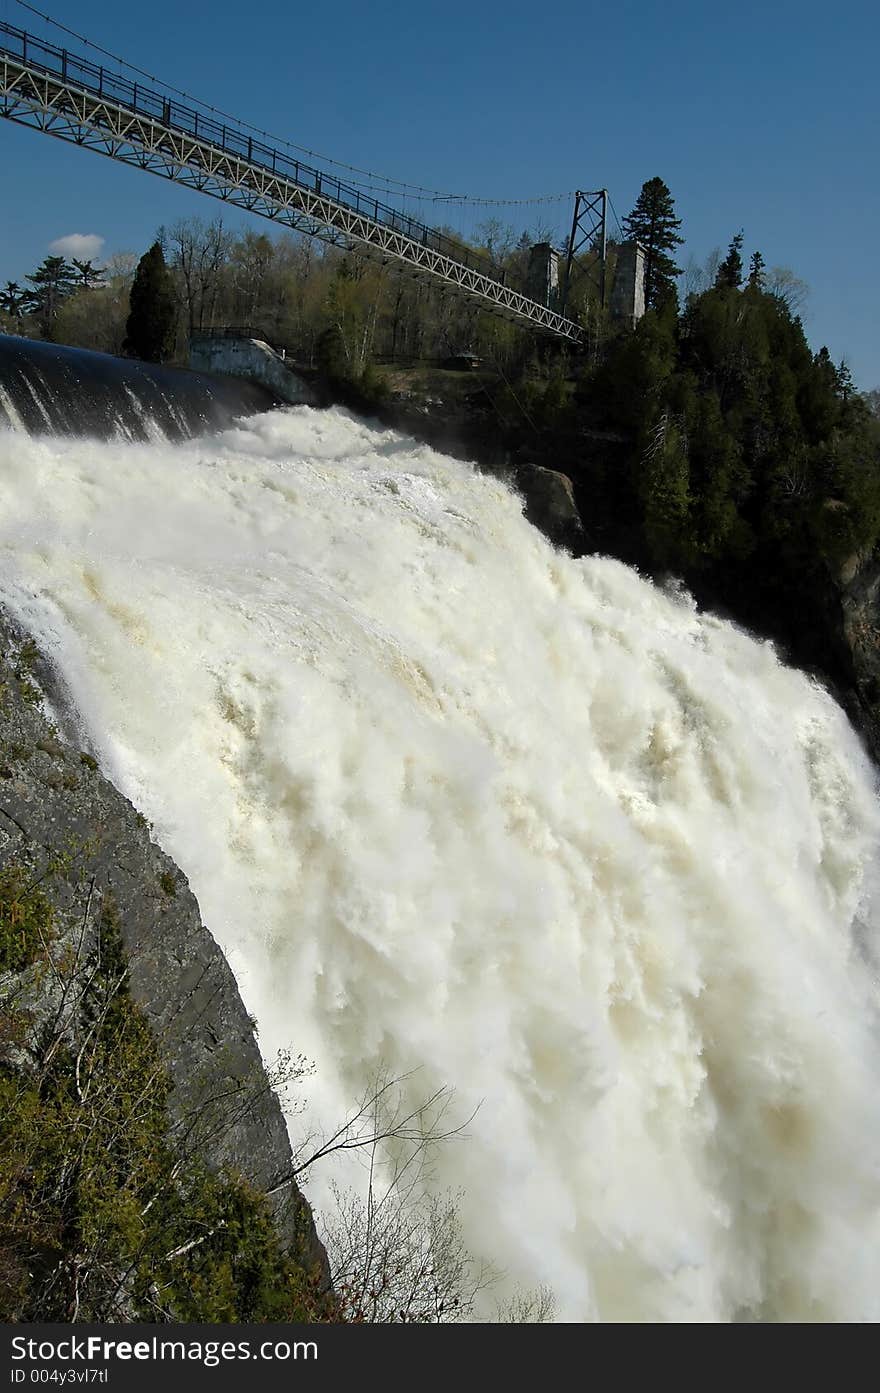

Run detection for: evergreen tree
[[836, 358, 855, 403], [0, 281, 25, 319], [24, 255, 77, 337], [715, 232, 745, 290], [641, 411, 692, 565], [71, 258, 106, 290], [124, 242, 177, 362], [621, 177, 684, 310], [688, 390, 752, 559], [747, 250, 766, 290]]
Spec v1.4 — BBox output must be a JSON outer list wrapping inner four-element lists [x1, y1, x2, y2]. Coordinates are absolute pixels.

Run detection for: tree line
[[1, 255, 107, 340], [0, 216, 572, 377], [0, 192, 692, 390]]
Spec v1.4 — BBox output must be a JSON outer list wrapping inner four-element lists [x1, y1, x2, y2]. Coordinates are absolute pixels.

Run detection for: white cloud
[[48, 233, 105, 262]]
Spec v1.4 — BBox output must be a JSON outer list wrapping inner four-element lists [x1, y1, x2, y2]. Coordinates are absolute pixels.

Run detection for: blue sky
[[1, 0, 878, 386]]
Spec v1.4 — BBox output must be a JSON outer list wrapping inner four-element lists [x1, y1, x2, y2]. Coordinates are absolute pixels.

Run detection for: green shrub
[[0, 877, 332, 1322], [0, 866, 54, 972]]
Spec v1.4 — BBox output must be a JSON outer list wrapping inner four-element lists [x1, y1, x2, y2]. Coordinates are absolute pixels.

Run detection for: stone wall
[[190, 335, 316, 407], [610, 241, 646, 327]]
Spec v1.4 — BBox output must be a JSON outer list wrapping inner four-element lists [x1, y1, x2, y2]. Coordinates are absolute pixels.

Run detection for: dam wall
[[0, 333, 282, 440]]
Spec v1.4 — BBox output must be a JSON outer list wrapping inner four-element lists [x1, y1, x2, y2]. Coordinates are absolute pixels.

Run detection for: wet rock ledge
[[0, 606, 328, 1292]]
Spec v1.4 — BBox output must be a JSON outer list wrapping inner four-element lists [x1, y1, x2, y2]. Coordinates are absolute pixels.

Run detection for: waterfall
[[1, 403, 879, 1321]]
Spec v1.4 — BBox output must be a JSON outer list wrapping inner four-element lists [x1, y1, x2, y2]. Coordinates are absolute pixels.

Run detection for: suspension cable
[[13, 0, 575, 213]]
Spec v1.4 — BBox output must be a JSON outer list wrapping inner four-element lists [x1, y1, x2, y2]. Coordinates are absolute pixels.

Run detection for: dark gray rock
[[514, 463, 588, 555], [834, 551, 880, 761], [0, 607, 328, 1286]]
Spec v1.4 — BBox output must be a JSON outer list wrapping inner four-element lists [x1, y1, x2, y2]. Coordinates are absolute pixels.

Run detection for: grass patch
[[158, 871, 177, 898]]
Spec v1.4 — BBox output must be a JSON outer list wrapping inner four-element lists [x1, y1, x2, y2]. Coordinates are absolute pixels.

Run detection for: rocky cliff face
[[0, 608, 328, 1286], [828, 551, 880, 763]]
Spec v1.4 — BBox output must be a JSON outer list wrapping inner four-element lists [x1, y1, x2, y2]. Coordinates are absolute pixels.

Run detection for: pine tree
[[836, 359, 855, 402], [641, 410, 692, 565], [24, 255, 77, 337], [621, 177, 684, 311], [124, 243, 177, 362], [715, 232, 745, 290], [0, 281, 25, 319], [747, 250, 766, 290], [71, 258, 106, 291]]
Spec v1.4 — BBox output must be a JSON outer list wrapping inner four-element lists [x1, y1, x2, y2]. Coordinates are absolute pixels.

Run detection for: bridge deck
[[0, 21, 583, 344]]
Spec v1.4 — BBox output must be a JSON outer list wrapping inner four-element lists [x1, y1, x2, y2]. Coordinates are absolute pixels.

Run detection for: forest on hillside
[[0, 216, 552, 373]]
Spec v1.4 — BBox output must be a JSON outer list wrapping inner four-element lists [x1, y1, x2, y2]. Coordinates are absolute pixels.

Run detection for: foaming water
[[1, 407, 879, 1321]]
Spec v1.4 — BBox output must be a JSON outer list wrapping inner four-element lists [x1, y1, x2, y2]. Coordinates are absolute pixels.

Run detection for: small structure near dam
[[189, 330, 315, 407]]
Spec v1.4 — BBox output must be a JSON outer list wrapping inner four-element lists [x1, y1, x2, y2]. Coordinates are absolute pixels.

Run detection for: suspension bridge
[[0, 19, 610, 346]]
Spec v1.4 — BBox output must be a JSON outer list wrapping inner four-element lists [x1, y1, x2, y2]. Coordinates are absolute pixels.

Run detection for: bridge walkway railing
[[0, 20, 497, 283], [0, 20, 583, 342]]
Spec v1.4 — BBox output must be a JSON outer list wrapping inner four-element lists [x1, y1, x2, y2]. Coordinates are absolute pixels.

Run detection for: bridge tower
[[561, 190, 608, 316], [526, 243, 560, 310]]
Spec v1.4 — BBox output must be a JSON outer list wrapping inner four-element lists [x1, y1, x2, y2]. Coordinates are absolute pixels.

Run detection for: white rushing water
[[2, 405, 880, 1321]]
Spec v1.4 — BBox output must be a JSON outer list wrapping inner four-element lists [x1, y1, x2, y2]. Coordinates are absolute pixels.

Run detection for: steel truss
[[561, 190, 608, 315], [0, 24, 583, 344]]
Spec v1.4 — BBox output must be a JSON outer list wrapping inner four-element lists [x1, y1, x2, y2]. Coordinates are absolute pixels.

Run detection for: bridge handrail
[[0, 20, 502, 286]]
